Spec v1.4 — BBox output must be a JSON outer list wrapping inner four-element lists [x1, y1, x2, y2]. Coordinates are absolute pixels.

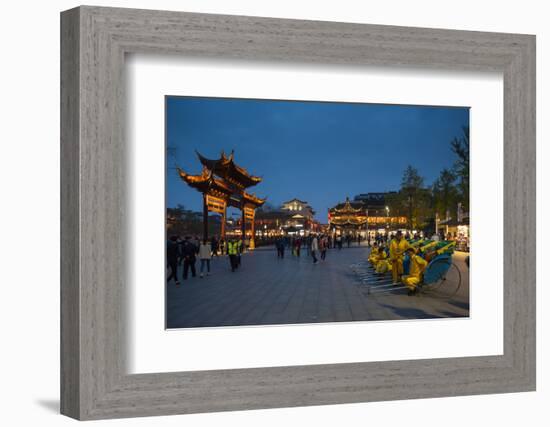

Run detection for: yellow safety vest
[[227, 241, 238, 255]]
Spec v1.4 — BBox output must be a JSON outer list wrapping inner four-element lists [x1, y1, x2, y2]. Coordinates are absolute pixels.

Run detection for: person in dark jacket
[[181, 236, 197, 279], [210, 236, 219, 257], [276, 237, 285, 258], [294, 238, 301, 257], [166, 235, 181, 286]]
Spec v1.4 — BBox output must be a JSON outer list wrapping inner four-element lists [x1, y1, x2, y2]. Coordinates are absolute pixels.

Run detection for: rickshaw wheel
[[423, 261, 462, 299]]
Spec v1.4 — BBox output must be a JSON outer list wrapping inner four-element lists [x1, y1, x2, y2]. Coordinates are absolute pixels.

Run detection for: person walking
[[237, 239, 243, 268], [199, 239, 212, 278], [311, 234, 319, 264], [193, 235, 201, 252], [210, 236, 218, 257], [227, 239, 239, 272], [166, 235, 181, 286], [320, 234, 328, 261], [181, 236, 197, 280], [276, 237, 285, 258]]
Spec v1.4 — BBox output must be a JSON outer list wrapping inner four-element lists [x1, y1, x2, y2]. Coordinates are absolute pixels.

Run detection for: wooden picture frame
[[61, 6, 536, 420]]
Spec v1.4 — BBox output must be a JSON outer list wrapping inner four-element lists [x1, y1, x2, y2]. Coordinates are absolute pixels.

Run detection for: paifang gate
[[177, 150, 265, 249]]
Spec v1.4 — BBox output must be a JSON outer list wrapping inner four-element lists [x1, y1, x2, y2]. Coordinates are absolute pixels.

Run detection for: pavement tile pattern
[[166, 245, 470, 329]]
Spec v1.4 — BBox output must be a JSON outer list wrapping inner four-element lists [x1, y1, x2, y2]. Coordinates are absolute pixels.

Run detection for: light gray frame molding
[[61, 6, 536, 420]]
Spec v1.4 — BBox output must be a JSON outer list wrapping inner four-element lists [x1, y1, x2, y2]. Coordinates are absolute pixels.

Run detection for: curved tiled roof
[[196, 150, 262, 188]]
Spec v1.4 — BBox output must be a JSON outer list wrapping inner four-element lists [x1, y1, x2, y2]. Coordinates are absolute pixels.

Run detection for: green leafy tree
[[387, 166, 431, 230], [401, 166, 431, 230], [451, 126, 470, 210], [432, 168, 458, 219], [166, 204, 186, 223], [166, 203, 221, 237]]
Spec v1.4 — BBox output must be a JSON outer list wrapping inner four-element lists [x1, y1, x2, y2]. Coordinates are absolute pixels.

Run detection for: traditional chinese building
[[329, 193, 408, 235], [254, 209, 293, 238], [353, 192, 407, 231], [255, 198, 320, 239], [328, 197, 368, 233], [281, 198, 315, 219], [177, 150, 265, 248], [280, 198, 318, 234]]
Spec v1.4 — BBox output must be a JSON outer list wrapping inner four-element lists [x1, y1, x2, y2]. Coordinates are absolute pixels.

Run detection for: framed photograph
[[61, 6, 535, 420], [164, 96, 470, 329]]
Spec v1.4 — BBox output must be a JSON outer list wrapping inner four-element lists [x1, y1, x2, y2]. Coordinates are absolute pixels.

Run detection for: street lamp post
[[365, 208, 369, 244], [385, 205, 390, 235]]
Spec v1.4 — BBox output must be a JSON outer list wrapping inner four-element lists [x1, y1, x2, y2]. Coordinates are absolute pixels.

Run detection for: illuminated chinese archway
[[177, 150, 265, 249]]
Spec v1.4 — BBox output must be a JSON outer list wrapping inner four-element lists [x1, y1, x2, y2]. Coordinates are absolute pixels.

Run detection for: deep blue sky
[[166, 96, 469, 222]]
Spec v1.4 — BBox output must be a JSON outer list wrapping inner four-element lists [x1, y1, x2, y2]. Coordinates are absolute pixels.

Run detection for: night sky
[[166, 96, 469, 222]]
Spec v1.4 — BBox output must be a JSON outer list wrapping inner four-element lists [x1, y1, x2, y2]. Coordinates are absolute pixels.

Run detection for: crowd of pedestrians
[[275, 233, 348, 265], [166, 234, 245, 286], [168, 230, 415, 286]]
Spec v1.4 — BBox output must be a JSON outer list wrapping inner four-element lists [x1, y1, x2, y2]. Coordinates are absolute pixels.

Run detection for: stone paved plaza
[[166, 245, 470, 329]]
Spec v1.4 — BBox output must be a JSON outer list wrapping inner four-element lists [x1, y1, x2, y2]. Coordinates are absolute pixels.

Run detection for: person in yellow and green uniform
[[227, 239, 239, 272], [389, 230, 409, 284], [375, 246, 391, 274], [368, 243, 379, 266], [402, 247, 428, 295]]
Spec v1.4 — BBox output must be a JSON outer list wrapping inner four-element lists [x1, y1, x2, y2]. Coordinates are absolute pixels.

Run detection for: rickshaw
[[351, 239, 462, 298]]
